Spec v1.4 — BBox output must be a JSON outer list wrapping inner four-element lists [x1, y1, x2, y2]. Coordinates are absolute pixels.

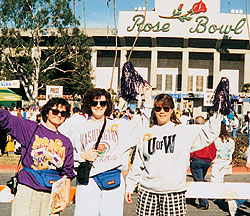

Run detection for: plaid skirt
[[136, 188, 186, 216]]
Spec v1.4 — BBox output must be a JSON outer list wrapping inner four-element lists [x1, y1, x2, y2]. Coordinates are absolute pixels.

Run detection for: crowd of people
[[0, 87, 250, 216]]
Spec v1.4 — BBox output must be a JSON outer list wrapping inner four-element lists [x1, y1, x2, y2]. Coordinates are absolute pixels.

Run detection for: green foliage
[[241, 83, 250, 93], [232, 137, 248, 167], [0, 0, 92, 104], [38, 28, 94, 96]]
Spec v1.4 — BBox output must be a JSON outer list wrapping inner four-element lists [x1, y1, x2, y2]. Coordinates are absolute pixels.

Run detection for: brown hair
[[82, 88, 113, 116], [219, 122, 229, 142], [194, 116, 205, 125], [150, 93, 181, 127], [41, 97, 71, 123]]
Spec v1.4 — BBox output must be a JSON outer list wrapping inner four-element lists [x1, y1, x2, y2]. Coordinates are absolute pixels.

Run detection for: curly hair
[[150, 93, 181, 127], [82, 88, 113, 116], [41, 97, 71, 123]]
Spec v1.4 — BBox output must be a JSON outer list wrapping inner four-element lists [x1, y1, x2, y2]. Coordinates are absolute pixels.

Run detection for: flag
[[211, 77, 233, 115], [119, 62, 151, 102]]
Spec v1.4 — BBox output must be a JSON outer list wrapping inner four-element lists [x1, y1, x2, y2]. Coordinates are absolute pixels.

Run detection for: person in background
[[22, 108, 28, 119], [231, 114, 239, 138], [16, 108, 23, 118], [10, 107, 18, 116], [189, 116, 217, 210], [227, 112, 234, 132], [120, 110, 128, 120], [188, 113, 195, 124], [240, 111, 250, 134], [211, 122, 235, 183], [29, 107, 38, 121], [125, 93, 222, 216], [111, 109, 120, 119], [175, 107, 181, 119], [179, 111, 191, 125], [25, 106, 32, 119], [0, 97, 75, 216]]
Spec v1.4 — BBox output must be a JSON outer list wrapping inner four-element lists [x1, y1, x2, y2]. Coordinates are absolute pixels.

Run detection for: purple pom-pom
[[119, 62, 150, 101], [211, 77, 233, 115]]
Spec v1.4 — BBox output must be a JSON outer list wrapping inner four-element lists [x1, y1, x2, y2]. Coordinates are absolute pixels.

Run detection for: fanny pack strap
[[23, 167, 60, 175], [23, 167, 60, 187]]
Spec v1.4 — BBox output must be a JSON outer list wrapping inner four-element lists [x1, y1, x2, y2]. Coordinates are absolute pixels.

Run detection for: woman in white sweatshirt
[[72, 88, 141, 216], [125, 93, 222, 216]]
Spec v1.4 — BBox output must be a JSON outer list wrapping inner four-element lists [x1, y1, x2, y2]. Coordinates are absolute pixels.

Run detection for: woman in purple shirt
[[0, 98, 75, 216]]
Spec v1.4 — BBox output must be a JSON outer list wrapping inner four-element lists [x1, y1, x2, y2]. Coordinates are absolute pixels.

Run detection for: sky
[[71, 0, 250, 28]]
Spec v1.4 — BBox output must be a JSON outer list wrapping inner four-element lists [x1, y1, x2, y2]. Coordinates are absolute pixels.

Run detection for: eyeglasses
[[91, 100, 107, 107], [154, 106, 171, 112], [51, 109, 67, 117]]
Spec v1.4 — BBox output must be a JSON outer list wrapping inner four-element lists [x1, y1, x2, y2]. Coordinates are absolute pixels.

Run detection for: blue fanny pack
[[23, 167, 60, 188], [93, 169, 121, 190]]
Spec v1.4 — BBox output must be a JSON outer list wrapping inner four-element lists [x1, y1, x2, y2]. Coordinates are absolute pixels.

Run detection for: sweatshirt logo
[[97, 142, 110, 156], [147, 134, 176, 155]]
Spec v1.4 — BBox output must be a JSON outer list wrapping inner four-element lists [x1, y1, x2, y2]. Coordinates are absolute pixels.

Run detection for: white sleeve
[[190, 112, 222, 152], [125, 146, 145, 194], [228, 139, 235, 161], [71, 125, 84, 165]]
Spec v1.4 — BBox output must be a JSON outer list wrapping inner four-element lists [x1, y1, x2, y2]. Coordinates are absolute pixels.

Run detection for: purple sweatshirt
[[0, 110, 75, 192]]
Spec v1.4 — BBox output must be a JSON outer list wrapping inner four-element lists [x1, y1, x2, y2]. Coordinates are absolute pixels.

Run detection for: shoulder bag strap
[[94, 117, 107, 150]]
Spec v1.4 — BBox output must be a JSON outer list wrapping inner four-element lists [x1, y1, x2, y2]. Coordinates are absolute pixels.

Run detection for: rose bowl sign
[[119, 0, 248, 39]]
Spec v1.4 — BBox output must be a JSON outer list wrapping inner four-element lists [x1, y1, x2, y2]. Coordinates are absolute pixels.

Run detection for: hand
[[142, 86, 152, 104], [80, 149, 98, 162], [246, 163, 250, 171], [125, 192, 133, 204], [52, 200, 68, 214], [218, 94, 222, 113]]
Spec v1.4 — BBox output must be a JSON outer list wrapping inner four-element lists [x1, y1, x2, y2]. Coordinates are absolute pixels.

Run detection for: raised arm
[[190, 112, 222, 152]]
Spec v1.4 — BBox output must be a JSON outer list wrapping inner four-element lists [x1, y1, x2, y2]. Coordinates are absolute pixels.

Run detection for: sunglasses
[[154, 106, 171, 112], [51, 109, 67, 117], [91, 100, 107, 107]]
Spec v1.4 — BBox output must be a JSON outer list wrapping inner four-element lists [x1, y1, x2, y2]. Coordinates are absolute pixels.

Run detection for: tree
[[0, 0, 93, 105]]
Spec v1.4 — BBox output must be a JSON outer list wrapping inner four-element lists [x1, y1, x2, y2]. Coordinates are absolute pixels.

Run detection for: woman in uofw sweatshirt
[[125, 93, 222, 216]]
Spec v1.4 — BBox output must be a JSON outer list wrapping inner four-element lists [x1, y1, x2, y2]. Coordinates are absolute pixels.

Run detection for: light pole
[[248, 118, 250, 147]]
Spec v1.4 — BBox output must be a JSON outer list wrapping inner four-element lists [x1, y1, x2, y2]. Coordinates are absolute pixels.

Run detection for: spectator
[[240, 111, 250, 134], [211, 122, 235, 183], [175, 107, 181, 119], [179, 111, 191, 125], [189, 116, 217, 210], [227, 112, 234, 132], [231, 114, 239, 138], [22, 107, 28, 119], [29, 107, 38, 121]]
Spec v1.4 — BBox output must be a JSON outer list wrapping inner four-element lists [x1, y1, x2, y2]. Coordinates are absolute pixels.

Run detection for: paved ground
[[1, 171, 250, 216], [1, 132, 250, 215]]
